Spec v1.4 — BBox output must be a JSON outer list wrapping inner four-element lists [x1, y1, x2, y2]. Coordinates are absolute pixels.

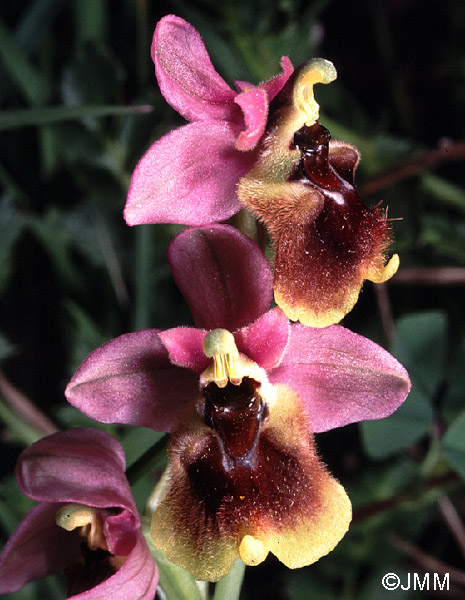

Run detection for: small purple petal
[[125, 122, 249, 226], [259, 56, 294, 100], [153, 14, 236, 122], [104, 510, 138, 557], [268, 324, 411, 432], [16, 429, 137, 513], [235, 308, 290, 370], [73, 532, 158, 600], [66, 330, 198, 432], [168, 225, 273, 330], [234, 88, 268, 151], [234, 80, 254, 92], [0, 503, 80, 594], [159, 327, 209, 372]]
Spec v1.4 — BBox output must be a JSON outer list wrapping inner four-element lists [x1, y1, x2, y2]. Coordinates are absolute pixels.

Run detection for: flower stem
[[134, 225, 154, 330], [212, 559, 245, 600], [142, 517, 204, 600]]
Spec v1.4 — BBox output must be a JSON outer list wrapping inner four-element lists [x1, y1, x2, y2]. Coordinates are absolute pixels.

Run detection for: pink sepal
[[65, 332, 198, 432], [0, 503, 80, 594], [168, 225, 273, 331], [125, 122, 248, 226], [153, 14, 235, 122], [268, 324, 411, 432]]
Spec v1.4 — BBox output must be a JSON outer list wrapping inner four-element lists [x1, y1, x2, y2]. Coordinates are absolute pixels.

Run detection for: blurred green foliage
[[1, 0, 465, 599]]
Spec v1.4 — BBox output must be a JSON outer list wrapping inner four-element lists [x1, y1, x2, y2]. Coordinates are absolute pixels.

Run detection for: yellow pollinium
[[367, 253, 400, 284], [293, 58, 337, 127], [56, 503, 107, 551], [239, 535, 269, 566], [203, 329, 241, 388]]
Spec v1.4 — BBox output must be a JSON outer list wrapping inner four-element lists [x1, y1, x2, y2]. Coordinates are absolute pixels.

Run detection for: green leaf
[[0, 197, 25, 294], [420, 215, 465, 263], [0, 15, 50, 105], [74, 0, 108, 46], [0, 397, 44, 446], [0, 332, 16, 362], [422, 172, 465, 214], [442, 410, 465, 480], [391, 311, 447, 398], [361, 312, 445, 458], [212, 559, 245, 600], [0, 104, 152, 131], [443, 334, 465, 420], [62, 41, 125, 108], [361, 386, 433, 458]]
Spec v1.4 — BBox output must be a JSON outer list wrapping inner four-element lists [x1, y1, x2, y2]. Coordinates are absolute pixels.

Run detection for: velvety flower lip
[[0, 429, 158, 599], [238, 59, 399, 328], [124, 14, 293, 227], [151, 383, 352, 581], [66, 224, 410, 436]]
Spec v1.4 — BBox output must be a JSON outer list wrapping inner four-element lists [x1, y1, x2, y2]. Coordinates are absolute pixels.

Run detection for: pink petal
[[235, 307, 290, 369], [16, 429, 137, 513], [73, 532, 158, 600], [168, 225, 274, 330], [268, 324, 411, 432], [0, 503, 81, 594], [159, 327, 209, 372], [125, 122, 249, 226], [65, 330, 198, 432], [234, 88, 268, 150], [153, 14, 236, 122], [259, 56, 294, 100]]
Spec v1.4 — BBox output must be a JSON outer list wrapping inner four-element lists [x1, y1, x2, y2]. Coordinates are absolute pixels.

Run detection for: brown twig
[[392, 267, 465, 285], [439, 495, 465, 561], [373, 281, 395, 346], [390, 534, 465, 587], [360, 140, 465, 197], [352, 472, 461, 525], [0, 370, 59, 436]]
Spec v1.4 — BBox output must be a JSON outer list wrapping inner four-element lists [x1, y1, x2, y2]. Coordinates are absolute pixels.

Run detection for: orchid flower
[[65, 225, 410, 581], [124, 14, 293, 226], [124, 15, 399, 328], [238, 59, 399, 327], [0, 429, 158, 600]]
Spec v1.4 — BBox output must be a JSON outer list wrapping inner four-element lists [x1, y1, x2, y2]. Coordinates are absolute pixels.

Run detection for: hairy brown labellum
[[276, 122, 392, 326], [150, 384, 351, 581], [238, 60, 398, 327]]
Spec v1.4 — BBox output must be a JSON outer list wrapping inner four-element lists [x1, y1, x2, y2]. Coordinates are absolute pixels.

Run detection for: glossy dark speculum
[[203, 377, 268, 466], [285, 121, 378, 272], [290, 122, 357, 205]]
